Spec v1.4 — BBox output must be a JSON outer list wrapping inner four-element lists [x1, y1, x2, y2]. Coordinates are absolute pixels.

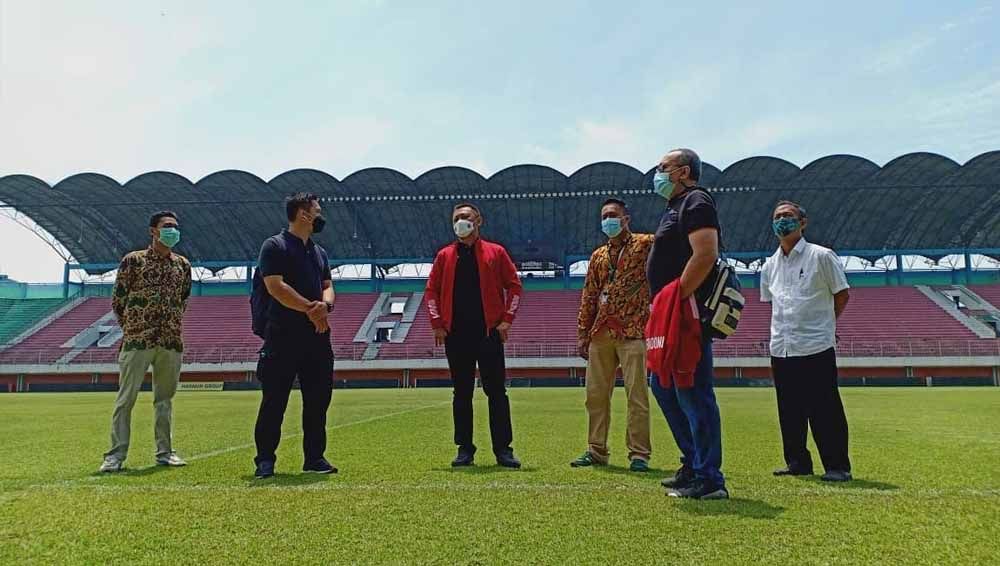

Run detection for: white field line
[[124, 401, 451, 472], [15, 482, 1000, 499], [0, 401, 448, 504]]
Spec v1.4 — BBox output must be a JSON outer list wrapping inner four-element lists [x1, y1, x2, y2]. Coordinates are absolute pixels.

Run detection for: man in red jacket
[[426, 203, 524, 468]]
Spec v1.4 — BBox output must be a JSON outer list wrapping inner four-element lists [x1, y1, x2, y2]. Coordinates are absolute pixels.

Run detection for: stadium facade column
[[964, 252, 973, 285], [62, 263, 71, 298], [563, 255, 570, 289], [895, 255, 904, 286], [246, 266, 253, 294]]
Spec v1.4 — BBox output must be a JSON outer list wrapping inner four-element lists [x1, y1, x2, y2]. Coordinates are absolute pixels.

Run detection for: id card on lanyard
[[599, 244, 627, 305]]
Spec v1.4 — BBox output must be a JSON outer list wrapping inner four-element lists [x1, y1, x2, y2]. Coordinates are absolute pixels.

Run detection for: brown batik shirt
[[112, 246, 192, 352], [578, 232, 654, 342]]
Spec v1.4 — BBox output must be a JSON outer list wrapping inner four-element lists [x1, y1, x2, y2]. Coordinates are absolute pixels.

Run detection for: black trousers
[[254, 330, 334, 466], [445, 328, 513, 455], [771, 348, 851, 473]]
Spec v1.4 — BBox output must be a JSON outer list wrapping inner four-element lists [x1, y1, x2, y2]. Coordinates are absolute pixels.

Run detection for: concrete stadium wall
[[3, 357, 997, 391]]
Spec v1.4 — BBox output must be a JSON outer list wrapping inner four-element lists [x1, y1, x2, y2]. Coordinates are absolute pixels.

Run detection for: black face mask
[[311, 215, 326, 234]]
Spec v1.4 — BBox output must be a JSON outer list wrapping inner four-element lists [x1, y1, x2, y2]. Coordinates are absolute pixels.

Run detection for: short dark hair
[[452, 203, 481, 217], [774, 200, 808, 219], [286, 192, 319, 222], [670, 148, 702, 181], [149, 211, 178, 228], [602, 198, 629, 215]]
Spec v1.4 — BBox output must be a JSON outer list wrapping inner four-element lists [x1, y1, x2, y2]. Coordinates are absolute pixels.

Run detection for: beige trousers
[[104, 347, 182, 461], [585, 330, 651, 463]]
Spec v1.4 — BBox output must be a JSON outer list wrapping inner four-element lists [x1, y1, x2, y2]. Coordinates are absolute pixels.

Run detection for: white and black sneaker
[[303, 458, 338, 474], [156, 452, 187, 467], [668, 480, 730, 500], [99, 456, 124, 473], [660, 465, 696, 489]]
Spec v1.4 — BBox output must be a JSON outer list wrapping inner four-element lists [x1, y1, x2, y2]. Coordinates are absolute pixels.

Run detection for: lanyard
[[606, 243, 627, 285]]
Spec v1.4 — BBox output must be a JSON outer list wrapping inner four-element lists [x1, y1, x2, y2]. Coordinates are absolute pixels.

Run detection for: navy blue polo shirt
[[646, 187, 720, 297], [258, 229, 331, 334]]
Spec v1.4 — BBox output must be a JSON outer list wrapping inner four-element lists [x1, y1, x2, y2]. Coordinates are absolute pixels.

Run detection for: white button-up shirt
[[760, 238, 849, 358]]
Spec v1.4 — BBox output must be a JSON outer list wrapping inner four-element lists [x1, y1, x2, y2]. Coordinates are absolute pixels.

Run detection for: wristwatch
[[324, 301, 334, 313]]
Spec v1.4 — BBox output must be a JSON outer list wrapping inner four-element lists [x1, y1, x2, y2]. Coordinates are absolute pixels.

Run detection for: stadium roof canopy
[[1, 151, 998, 274]]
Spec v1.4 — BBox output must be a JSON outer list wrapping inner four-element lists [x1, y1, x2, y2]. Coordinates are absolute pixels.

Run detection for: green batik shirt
[[112, 246, 192, 352]]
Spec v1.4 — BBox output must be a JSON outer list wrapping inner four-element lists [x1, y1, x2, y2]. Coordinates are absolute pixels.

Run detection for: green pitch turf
[[1, 387, 998, 565]]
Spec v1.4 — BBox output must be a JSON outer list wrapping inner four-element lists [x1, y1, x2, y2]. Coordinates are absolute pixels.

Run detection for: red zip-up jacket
[[425, 238, 523, 333], [645, 279, 703, 388]]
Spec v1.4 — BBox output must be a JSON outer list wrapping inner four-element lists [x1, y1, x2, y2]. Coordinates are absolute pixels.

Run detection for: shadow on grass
[[673, 497, 785, 520], [239, 473, 337, 487], [795, 476, 900, 491], [431, 465, 541, 474], [590, 464, 668, 478], [88, 465, 173, 479]]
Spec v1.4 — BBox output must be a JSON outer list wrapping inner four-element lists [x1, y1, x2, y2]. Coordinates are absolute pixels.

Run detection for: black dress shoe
[[773, 466, 813, 476], [496, 451, 521, 469], [451, 446, 476, 467], [255, 460, 275, 479]]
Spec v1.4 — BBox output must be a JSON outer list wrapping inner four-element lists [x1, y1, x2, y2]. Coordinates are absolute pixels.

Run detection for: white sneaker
[[99, 456, 123, 473], [156, 452, 187, 467]]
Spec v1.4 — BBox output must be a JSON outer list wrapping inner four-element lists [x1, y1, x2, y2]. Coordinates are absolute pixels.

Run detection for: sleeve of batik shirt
[[112, 254, 135, 324], [636, 233, 655, 255], [577, 248, 603, 341], [181, 257, 193, 304]]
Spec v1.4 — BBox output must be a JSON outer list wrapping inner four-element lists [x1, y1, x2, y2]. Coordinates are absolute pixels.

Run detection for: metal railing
[[0, 339, 997, 365]]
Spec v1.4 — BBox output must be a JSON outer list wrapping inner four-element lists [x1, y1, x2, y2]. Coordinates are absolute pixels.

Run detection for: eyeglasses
[[655, 164, 685, 174]]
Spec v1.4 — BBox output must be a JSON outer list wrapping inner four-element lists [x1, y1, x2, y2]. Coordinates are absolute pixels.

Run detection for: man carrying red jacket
[[426, 203, 524, 469]]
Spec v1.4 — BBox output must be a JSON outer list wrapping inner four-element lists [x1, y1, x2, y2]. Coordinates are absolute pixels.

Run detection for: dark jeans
[[771, 347, 851, 473], [445, 328, 513, 455], [254, 330, 334, 466], [650, 339, 725, 487]]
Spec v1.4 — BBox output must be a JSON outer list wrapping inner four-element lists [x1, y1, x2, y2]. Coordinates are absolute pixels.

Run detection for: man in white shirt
[[760, 201, 852, 482]]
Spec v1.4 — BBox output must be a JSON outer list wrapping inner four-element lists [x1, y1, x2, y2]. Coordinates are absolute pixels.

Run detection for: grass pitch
[[1, 387, 998, 565]]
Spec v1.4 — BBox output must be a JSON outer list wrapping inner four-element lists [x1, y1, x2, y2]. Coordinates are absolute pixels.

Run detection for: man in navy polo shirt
[[646, 148, 728, 500], [253, 192, 336, 479]]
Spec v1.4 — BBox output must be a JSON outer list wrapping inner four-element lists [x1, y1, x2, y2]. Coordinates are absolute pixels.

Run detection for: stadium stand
[[0, 152, 996, 390], [0, 298, 112, 364], [0, 298, 68, 345], [4, 286, 997, 367], [971, 285, 1000, 310], [0, 294, 383, 365]]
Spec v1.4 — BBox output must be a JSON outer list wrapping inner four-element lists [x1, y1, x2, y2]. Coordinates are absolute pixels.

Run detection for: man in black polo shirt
[[646, 148, 729, 500], [253, 192, 336, 479]]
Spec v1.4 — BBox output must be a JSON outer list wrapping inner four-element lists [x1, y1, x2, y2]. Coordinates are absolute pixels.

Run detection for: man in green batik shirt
[[99, 211, 192, 473]]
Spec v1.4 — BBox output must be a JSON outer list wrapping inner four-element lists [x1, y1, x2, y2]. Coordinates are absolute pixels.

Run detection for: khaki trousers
[[105, 347, 182, 461], [585, 330, 651, 463]]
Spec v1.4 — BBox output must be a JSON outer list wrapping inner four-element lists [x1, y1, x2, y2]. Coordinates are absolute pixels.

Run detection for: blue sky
[[0, 0, 998, 281]]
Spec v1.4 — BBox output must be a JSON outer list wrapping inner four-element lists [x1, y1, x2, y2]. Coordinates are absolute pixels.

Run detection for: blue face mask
[[653, 171, 674, 199], [158, 227, 181, 248], [772, 217, 801, 238], [601, 217, 622, 238]]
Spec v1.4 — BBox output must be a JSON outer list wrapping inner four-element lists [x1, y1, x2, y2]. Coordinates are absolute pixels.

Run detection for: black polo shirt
[[451, 242, 486, 338], [646, 187, 720, 297], [258, 229, 331, 335]]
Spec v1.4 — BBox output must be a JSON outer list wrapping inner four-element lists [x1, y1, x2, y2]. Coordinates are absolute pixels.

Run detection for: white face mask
[[454, 219, 475, 238]]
